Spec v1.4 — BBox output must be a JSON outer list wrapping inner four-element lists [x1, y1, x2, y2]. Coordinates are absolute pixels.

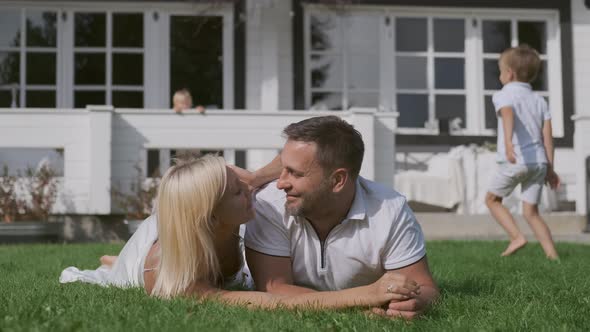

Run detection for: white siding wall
[[572, 0, 590, 214]]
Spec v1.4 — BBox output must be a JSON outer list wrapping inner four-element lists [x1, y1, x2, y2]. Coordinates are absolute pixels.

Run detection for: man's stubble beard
[[285, 179, 333, 218]]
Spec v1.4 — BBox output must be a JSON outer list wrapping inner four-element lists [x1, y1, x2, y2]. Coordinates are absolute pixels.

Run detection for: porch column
[[574, 115, 590, 215], [87, 105, 113, 214]]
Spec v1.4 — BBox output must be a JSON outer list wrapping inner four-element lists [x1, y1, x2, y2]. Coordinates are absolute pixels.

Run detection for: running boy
[[485, 45, 560, 260]]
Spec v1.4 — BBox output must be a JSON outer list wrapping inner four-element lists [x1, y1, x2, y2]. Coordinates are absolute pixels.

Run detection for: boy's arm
[[542, 119, 560, 189], [499, 107, 516, 163]]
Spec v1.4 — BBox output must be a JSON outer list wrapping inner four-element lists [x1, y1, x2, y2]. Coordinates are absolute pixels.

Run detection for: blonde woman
[[61, 155, 419, 309]]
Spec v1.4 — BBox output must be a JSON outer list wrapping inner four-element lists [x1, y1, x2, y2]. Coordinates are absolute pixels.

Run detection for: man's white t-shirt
[[492, 81, 551, 165], [244, 177, 426, 291]]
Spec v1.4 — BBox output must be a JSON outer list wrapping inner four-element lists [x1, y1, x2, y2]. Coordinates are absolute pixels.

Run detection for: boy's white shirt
[[492, 82, 552, 165]]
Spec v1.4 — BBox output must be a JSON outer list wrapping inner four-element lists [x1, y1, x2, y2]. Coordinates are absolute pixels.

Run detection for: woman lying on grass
[[60, 155, 419, 310]]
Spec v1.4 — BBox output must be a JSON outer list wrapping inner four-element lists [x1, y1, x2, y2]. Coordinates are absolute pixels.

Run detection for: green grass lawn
[[1, 241, 589, 331]]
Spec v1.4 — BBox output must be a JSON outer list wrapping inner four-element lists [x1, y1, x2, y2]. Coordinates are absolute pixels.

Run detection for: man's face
[[277, 140, 332, 217]]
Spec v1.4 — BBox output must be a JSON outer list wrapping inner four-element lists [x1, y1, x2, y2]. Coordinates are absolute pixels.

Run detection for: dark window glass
[[0, 10, 21, 47], [396, 18, 427, 52], [170, 16, 223, 109], [435, 58, 464, 89], [26, 90, 55, 107], [531, 60, 547, 91], [434, 19, 464, 52], [112, 91, 143, 108], [311, 54, 342, 89], [518, 21, 546, 54], [75, 53, 105, 85], [311, 92, 343, 110], [235, 150, 247, 169], [74, 91, 105, 108], [310, 13, 341, 51], [113, 13, 143, 48], [75, 13, 106, 47], [483, 20, 511, 53], [26, 11, 57, 47], [112, 53, 143, 85], [435, 95, 466, 128], [397, 94, 428, 128], [27, 53, 56, 85], [0, 90, 15, 107], [484, 59, 502, 90], [0, 52, 20, 85], [396, 56, 427, 89], [485, 95, 497, 129]]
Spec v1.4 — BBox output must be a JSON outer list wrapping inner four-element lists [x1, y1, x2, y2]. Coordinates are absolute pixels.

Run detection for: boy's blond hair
[[173, 89, 193, 106], [499, 44, 541, 83]]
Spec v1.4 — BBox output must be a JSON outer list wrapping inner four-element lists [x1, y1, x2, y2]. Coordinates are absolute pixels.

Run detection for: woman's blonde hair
[[151, 154, 227, 298]]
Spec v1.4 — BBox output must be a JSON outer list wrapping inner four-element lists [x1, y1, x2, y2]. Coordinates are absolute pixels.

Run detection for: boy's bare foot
[[501, 237, 527, 256], [100, 255, 117, 267]]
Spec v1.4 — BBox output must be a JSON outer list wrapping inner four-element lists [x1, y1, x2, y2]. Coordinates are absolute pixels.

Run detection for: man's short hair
[[500, 44, 541, 83], [282, 116, 364, 178]]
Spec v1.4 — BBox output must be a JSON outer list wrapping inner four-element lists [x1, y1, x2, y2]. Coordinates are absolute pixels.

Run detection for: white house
[[1, 0, 590, 219]]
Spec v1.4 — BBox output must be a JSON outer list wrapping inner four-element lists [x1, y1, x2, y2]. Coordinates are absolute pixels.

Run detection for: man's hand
[[505, 143, 516, 163], [385, 296, 429, 319], [368, 272, 420, 307]]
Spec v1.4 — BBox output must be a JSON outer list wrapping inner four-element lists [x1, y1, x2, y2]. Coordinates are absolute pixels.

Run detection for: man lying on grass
[[241, 116, 439, 319]]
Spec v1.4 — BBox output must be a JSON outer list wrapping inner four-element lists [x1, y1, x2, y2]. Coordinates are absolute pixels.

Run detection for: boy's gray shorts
[[487, 163, 547, 204]]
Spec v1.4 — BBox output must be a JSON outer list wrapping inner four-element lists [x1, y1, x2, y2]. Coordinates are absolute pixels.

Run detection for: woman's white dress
[[59, 216, 253, 290]]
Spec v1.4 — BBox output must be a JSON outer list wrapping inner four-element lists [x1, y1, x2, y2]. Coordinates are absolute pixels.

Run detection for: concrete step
[[415, 213, 589, 242]]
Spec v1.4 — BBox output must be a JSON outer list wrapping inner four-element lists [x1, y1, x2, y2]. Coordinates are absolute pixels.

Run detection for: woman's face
[[212, 167, 254, 226]]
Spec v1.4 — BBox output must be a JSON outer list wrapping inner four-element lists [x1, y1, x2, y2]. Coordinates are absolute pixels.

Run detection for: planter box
[[0, 221, 64, 244]]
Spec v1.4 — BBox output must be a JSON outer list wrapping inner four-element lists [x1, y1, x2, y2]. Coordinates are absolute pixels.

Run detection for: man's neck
[[306, 181, 356, 241]]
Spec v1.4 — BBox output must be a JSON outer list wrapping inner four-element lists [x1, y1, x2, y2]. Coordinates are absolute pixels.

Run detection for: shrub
[[111, 165, 160, 220]]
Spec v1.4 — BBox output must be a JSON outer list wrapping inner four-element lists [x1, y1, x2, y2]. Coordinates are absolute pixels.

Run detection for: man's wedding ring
[[386, 284, 394, 293]]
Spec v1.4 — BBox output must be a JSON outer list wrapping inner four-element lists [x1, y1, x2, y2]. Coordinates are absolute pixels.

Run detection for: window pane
[[0, 10, 21, 47], [484, 59, 502, 90], [27, 53, 56, 85], [113, 53, 143, 85], [396, 56, 427, 89], [435, 58, 464, 89], [434, 19, 464, 52], [170, 16, 223, 109], [74, 91, 105, 108], [518, 21, 546, 54], [345, 15, 379, 53], [0, 52, 20, 85], [26, 90, 55, 107], [26, 11, 57, 47], [310, 13, 341, 51], [113, 13, 143, 48], [75, 53, 105, 85], [0, 90, 16, 107], [113, 91, 143, 108], [396, 18, 427, 52], [397, 94, 428, 128], [435, 95, 466, 128], [75, 13, 106, 47], [483, 20, 511, 53], [310, 54, 342, 89], [311, 92, 343, 110], [348, 54, 378, 89], [485, 95, 497, 130], [348, 92, 379, 108], [531, 60, 547, 91]]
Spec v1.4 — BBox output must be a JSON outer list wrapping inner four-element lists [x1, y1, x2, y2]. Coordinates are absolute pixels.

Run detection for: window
[[0, 9, 59, 107], [73, 11, 144, 108], [304, 7, 562, 136]]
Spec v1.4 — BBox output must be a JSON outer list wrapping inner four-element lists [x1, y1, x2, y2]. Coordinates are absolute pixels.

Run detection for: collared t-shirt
[[244, 177, 426, 291], [492, 81, 551, 165]]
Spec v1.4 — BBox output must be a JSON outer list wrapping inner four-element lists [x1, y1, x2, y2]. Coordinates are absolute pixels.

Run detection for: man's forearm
[[265, 282, 317, 296]]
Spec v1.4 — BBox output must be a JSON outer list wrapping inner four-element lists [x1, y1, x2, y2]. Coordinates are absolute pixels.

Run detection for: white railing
[[0, 106, 398, 215]]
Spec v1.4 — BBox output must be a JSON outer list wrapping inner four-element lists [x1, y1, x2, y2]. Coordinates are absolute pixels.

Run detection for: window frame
[[303, 4, 563, 137]]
